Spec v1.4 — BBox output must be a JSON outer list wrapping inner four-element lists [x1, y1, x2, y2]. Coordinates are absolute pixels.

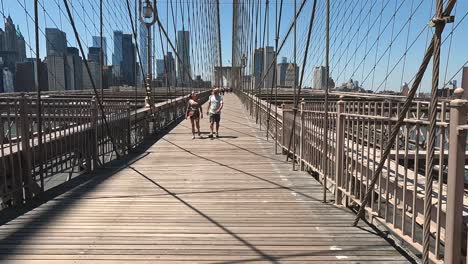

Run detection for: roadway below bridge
[[0, 94, 413, 263]]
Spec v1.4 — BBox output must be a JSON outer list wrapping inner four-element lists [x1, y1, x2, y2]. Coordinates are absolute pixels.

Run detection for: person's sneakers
[[192, 134, 195, 139], [208, 133, 213, 138], [215, 133, 219, 138]]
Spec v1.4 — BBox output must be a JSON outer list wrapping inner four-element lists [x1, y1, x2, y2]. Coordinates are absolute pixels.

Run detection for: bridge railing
[[0, 90, 210, 209], [238, 90, 468, 263]]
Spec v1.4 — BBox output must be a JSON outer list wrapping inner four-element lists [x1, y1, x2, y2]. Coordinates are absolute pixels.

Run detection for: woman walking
[[186, 92, 203, 139]]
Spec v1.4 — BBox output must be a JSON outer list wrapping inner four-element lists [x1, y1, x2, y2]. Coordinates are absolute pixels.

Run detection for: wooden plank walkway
[[0, 94, 412, 263]]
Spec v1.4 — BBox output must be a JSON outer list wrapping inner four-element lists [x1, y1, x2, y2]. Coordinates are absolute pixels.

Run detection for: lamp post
[[241, 54, 247, 93], [139, 0, 157, 109]]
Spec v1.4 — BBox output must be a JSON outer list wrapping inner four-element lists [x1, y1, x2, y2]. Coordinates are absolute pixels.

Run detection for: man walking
[[206, 88, 224, 138]]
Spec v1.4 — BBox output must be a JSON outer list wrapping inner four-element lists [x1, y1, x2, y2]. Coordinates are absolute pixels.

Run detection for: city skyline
[[1, 1, 467, 93]]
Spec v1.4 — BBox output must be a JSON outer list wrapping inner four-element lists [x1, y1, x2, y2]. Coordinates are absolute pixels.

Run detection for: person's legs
[[195, 119, 201, 136], [190, 118, 195, 139], [209, 115, 214, 137], [215, 114, 221, 137]]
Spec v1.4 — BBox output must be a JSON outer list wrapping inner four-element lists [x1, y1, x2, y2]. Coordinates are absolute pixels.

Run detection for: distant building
[[437, 80, 457, 97], [45, 28, 68, 91], [66, 47, 83, 90], [112, 31, 123, 79], [284, 63, 299, 88], [277, 57, 288, 87], [16, 27, 26, 62], [263, 46, 275, 89], [4, 16, 17, 53], [164, 52, 176, 86], [313, 66, 326, 90], [0, 29, 4, 51], [121, 34, 136, 85], [177, 30, 191, 85], [139, 23, 148, 78], [14, 59, 48, 92], [82, 60, 101, 90], [0, 51, 18, 72], [92, 36, 107, 65], [156, 59, 165, 78], [45, 28, 67, 56], [252, 48, 264, 89], [88, 47, 101, 64], [401, 82, 409, 96], [2, 67, 14, 93], [46, 55, 67, 91]]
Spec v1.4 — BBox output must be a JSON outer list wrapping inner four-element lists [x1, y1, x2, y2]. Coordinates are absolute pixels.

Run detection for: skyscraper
[[4, 16, 17, 53], [156, 59, 165, 78], [0, 29, 4, 51], [2, 67, 14, 93], [92, 36, 107, 65], [176, 30, 191, 85], [252, 48, 264, 89], [263, 46, 275, 89], [15, 59, 48, 92], [46, 55, 67, 91], [313, 66, 327, 90], [277, 57, 288, 87], [82, 60, 101, 90], [139, 23, 148, 76], [66, 47, 83, 90], [45, 28, 67, 91], [121, 34, 136, 85], [164, 52, 176, 86], [45, 28, 67, 56], [284, 63, 299, 88], [112, 31, 123, 78], [88, 47, 101, 63], [16, 27, 26, 62]]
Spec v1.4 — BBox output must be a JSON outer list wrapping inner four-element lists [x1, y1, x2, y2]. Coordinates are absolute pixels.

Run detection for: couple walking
[[185, 88, 224, 139]]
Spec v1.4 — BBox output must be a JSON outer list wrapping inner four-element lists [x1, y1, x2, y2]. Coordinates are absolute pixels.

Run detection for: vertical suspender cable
[[323, 0, 330, 202], [274, 0, 283, 153], [100, 0, 104, 100], [216, 0, 223, 88], [34, 0, 44, 191]]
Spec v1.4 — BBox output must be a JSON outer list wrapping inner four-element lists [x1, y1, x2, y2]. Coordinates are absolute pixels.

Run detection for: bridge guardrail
[[237, 89, 467, 263], [0, 90, 210, 210]]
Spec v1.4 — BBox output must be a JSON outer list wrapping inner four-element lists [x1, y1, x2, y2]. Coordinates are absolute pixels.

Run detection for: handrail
[[0, 90, 211, 209], [237, 90, 467, 263]]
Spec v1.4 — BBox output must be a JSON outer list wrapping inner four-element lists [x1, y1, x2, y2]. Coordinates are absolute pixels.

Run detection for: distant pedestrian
[[186, 92, 203, 139], [206, 88, 224, 138]]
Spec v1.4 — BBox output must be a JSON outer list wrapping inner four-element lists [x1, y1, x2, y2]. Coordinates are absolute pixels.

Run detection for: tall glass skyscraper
[[176, 30, 191, 85], [92, 36, 107, 65]]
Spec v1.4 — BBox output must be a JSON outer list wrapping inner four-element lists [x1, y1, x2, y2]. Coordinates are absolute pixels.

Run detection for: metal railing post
[[19, 95, 34, 201], [91, 97, 99, 169], [334, 97, 345, 205], [299, 99, 305, 170], [445, 88, 467, 264], [126, 101, 132, 154], [281, 103, 285, 153]]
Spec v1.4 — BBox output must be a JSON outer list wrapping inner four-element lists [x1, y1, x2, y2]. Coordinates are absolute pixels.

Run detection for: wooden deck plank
[[0, 94, 411, 263]]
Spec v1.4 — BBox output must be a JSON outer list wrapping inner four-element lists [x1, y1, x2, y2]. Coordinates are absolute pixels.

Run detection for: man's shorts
[[209, 113, 221, 123]]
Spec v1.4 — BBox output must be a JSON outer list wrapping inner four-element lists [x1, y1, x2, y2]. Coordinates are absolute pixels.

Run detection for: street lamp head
[[143, 1, 153, 18], [139, 0, 157, 25]]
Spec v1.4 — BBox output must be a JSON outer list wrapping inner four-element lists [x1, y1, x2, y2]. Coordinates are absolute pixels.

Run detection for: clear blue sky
[[2, 0, 467, 92]]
